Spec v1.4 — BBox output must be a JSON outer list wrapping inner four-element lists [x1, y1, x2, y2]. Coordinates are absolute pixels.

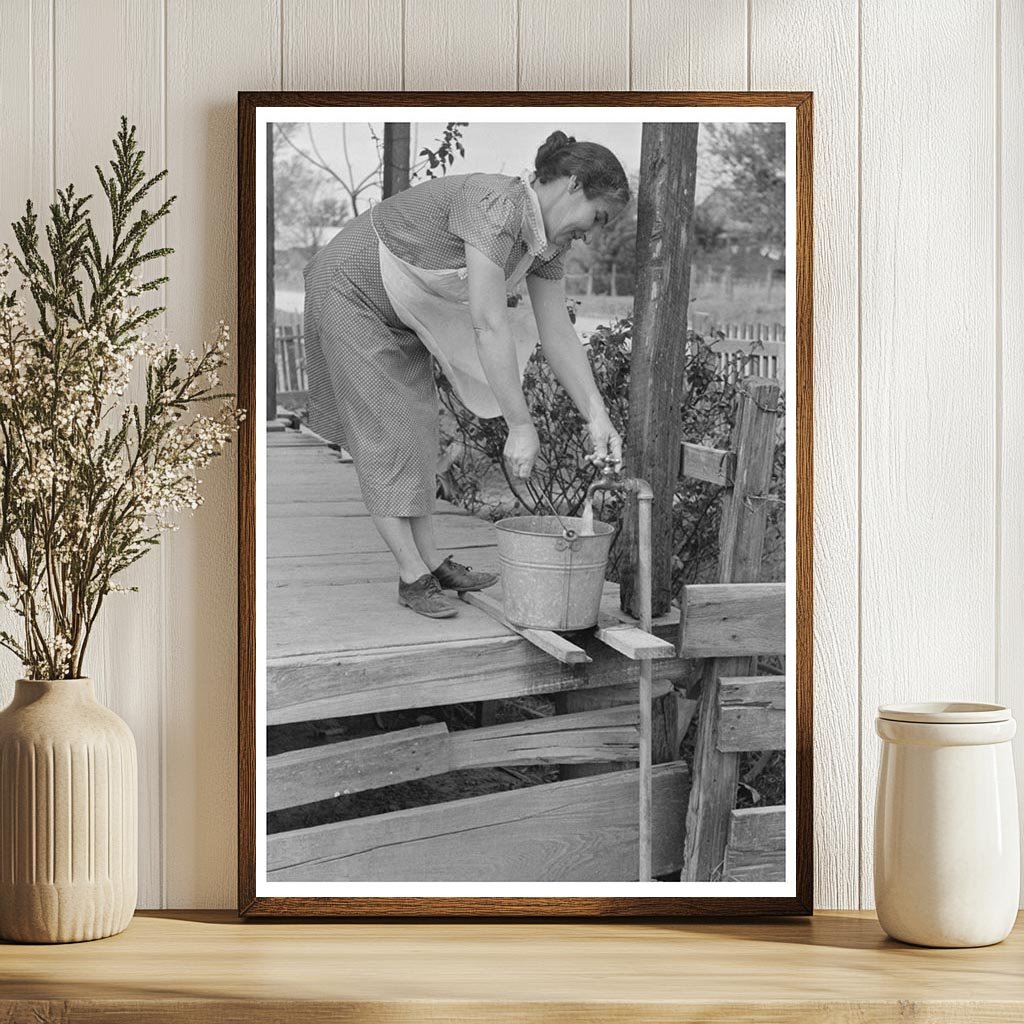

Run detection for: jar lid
[[877, 701, 1011, 724]]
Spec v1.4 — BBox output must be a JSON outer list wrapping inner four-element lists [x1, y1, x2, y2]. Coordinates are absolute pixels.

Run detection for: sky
[[274, 120, 724, 212]]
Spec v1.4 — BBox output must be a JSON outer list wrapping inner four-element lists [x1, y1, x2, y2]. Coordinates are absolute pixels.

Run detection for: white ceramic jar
[[874, 702, 1019, 947]]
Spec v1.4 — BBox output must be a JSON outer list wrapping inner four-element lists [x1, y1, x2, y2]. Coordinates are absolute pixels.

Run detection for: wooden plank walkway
[[268, 426, 509, 660], [267, 425, 680, 724]]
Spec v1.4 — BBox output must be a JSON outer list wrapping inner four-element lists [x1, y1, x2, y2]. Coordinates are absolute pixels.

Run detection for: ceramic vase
[[874, 702, 1019, 947], [0, 677, 137, 943]]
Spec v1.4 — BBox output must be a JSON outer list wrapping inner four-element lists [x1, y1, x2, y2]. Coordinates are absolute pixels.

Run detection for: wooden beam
[[268, 762, 689, 882], [678, 582, 786, 658], [268, 629, 684, 724], [683, 379, 781, 884], [718, 677, 787, 753], [461, 590, 591, 665], [723, 806, 787, 882], [679, 442, 735, 486], [620, 122, 700, 618], [268, 723, 450, 812], [453, 705, 639, 768], [268, 708, 641, 811], [593, 624, 675, 661], [556, 682, 677, 782]]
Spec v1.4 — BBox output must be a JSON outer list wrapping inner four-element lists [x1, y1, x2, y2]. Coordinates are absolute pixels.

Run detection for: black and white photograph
[[240, 95, 811, 915]]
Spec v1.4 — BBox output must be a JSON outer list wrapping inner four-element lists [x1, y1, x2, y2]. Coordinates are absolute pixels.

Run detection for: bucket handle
[[533, 483, 580, 544]]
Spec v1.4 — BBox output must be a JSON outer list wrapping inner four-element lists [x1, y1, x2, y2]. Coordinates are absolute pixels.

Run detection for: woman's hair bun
[[535, 131, 577, 171], [532, 130, 632, 206]]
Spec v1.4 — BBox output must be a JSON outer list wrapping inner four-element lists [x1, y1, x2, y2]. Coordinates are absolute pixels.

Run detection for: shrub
[[436, 314, 785, 588]]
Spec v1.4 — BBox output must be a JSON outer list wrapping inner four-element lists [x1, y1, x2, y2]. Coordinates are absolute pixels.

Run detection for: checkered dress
[[303, 173, 565, 517]]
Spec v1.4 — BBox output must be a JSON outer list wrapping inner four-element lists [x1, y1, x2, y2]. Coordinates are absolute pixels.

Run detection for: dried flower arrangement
[[0, 118, 245, 680]]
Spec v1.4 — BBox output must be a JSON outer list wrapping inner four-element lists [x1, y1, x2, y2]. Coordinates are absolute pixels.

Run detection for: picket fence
[[272, 318, 786, 398]]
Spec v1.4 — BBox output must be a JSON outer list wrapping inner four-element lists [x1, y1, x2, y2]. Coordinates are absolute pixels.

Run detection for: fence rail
[[690, 314, 786, 343], [273, 316, 786, 396], [705, 338, 786, 386]]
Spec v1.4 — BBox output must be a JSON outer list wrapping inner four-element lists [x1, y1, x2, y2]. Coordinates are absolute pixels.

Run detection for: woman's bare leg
[[371, 515, 434, 583], [409, 514, 444, 572]]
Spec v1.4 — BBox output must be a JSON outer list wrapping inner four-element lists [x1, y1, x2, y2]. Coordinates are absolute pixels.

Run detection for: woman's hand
[[504, 422, 540, 479], [586, 414, 623, 473]]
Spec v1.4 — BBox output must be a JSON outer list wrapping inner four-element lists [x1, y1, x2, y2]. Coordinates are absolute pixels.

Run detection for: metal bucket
[[495, 515, 615, 631]]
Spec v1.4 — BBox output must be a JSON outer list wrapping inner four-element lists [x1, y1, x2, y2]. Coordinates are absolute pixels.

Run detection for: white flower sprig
[[0, 118, 245, 680]]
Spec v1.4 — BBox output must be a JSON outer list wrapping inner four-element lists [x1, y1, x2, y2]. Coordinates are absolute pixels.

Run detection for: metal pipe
[[586, 473, 655, 881]]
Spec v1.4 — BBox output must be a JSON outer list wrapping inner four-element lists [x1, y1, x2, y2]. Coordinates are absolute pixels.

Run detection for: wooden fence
[[267, 380, 786, 883], [273, 319, 786, 398], [275, 323, 308, 393], [678, 378, 786, 881]]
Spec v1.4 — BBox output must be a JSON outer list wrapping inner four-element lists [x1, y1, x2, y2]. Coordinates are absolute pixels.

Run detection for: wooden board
[[268, 510, 495, 559], [403, 0, 516, 89], [270, 545, 500, 590], [5, 910, 1024, 1020], [282, 0, 402, 90], [461, 590, 591, 665], [268, 722, 451, 811], [268, 631, 684, 724], [1002, 0, 1024, 908], [594, 624, 676, 661], [717, 676, 787, 753], [679, 442, 735, 486], [751, 0, 860, 913], [723, 805, 787, 882], [52, 0, 166, 911], [519, 0, 629, 90], [164, 0, 281, 909], [267, 428, 324, 447], [632, 0, 746, 91], [683, 382, 779, 885], [268, 762, 689, 881], [269, 707, 640, 810], [859, 0, 998, 909], [678, 583, 786, 658], [269, 575, 509, 659]]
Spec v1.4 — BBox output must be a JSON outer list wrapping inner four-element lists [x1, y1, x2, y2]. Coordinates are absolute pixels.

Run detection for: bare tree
[[276, 122, 381, 216]]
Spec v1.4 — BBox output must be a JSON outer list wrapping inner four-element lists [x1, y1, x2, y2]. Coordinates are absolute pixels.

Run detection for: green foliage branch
[[0, 117, 245, 680]]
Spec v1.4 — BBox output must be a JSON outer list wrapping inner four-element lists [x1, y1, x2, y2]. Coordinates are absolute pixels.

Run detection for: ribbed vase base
[[0, 880, 135, 943]]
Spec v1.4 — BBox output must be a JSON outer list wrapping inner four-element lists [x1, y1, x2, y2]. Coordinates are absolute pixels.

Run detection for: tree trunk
[[620, 123, 700, 617], [382, 123, 411, 198]]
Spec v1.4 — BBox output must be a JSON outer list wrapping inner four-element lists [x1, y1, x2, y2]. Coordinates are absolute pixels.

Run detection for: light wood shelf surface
[[2, 910, 1023, 1022]]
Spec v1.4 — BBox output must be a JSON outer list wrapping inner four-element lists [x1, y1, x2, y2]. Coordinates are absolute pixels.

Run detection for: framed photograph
[[238, 91, 812, 917]]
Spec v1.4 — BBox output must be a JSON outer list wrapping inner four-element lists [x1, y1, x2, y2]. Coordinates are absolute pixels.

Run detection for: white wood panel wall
[[0, 0, 1018, 910]]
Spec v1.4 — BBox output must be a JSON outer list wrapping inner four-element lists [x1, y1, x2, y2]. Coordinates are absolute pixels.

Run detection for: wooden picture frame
[[238, 91, 813, 917]]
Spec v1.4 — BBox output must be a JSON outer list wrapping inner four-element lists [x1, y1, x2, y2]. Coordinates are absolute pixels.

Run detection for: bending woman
[[303, 131, 629, 619]]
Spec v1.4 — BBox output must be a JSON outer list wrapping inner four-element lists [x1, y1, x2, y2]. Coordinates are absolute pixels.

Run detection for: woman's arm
[[526, 272, 623, 468], [465, 243, 538, 478]]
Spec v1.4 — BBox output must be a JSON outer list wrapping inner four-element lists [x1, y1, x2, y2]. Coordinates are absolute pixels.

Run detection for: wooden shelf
[[2, 910, 1022, 1021]]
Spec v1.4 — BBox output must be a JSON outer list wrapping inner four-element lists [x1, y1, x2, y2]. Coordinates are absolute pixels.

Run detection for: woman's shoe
[[398, 573, 459, 618], [431, 555, 500, 593]]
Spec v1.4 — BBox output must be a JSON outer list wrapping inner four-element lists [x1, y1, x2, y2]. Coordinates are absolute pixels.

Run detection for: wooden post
[[382, 123, 411, 198], [610, 262, 618, 297], [266, 122, 277, 420], [620, 122, 700, 618], [682, 378, 781, 881]]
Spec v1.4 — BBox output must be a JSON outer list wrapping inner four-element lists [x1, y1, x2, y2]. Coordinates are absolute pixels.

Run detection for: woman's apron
[[373, 173, 553, 419]]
